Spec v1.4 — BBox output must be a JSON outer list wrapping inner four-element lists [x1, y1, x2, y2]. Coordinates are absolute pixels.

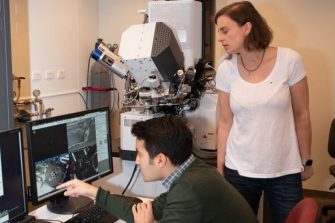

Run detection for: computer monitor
[[0, 128, 27, 223], [26, 107, 113, 214]]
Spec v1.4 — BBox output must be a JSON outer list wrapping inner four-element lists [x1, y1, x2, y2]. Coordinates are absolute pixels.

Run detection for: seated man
[[57, 117, 257, 223]]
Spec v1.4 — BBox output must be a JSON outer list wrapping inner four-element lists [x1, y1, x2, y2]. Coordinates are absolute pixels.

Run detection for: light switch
[[32, 71, 42, 80], [45, 70, 55, 80], [57, 69, 65, 79]]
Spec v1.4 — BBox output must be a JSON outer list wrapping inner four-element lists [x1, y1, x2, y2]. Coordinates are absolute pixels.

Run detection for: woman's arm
[[290, 77, 313, 180], [216, 90, 234, 175]]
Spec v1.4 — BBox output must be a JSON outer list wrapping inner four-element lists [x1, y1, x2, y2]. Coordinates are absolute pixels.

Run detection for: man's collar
[[162, 155, 195, 190]]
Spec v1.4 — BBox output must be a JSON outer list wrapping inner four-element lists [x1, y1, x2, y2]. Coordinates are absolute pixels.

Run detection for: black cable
[[106, 70, 120, 113], [121, 164, 138, 195], [77, 92, 88, 110], [110, 71, 115, 112], [86, 54, 93, 109], [115, 88, 120, 109]]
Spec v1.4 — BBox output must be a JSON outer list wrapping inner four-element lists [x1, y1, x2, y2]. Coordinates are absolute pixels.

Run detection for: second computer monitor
[[0, 128, 27, 223], [26, 107, 113, 214]]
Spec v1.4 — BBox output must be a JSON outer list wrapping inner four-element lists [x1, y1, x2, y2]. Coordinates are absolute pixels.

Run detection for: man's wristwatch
[[302, 159, 313, 166]]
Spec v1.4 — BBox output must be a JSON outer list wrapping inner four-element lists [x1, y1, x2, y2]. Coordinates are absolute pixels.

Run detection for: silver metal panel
[[0, 0, 14, 131]]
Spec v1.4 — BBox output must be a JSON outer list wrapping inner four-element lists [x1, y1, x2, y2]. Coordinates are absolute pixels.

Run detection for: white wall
[[10, 0, 30, 99], [27, 0, 99, 116], [215, 0, 335, 191]]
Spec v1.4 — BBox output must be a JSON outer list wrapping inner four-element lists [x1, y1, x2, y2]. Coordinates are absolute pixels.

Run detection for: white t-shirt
[[216, 47, 306, 178]]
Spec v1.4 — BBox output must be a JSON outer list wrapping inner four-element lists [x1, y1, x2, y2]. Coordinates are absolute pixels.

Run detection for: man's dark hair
[[131, 117, 193, 166], [215, 1, 272, 51]]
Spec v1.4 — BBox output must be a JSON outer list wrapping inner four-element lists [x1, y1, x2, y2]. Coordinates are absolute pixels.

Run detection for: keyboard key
[[65, 204, 117, 223]]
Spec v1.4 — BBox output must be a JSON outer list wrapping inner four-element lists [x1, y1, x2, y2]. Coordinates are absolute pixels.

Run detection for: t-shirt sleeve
[[287, 49, 307, 86], [215, 59, 232, 93]]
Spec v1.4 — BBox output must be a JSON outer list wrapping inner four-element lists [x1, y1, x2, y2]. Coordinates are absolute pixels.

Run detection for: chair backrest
[[329, 118, 335, 158], [285, 198, 320, 223]]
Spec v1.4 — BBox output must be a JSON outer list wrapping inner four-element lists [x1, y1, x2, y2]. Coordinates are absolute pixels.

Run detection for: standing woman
[[215, 1, 313, 223]]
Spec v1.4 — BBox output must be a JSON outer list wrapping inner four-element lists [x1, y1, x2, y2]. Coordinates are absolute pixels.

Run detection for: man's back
[[152, 159, 258, 223]]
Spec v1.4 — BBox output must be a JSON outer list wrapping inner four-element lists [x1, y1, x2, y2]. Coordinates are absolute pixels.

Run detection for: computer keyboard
[[65, 204, 118, 223]]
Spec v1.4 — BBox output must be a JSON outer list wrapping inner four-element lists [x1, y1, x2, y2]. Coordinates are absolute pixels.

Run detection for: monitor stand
[[19, 214, 36, 223], [46, 195, 93, 214]]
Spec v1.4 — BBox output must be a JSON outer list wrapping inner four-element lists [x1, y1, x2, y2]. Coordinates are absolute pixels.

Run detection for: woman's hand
[[301, 166, 313, 181]]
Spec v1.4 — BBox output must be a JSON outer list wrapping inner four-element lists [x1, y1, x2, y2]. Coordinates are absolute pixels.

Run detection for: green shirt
[[96, 158, 258, 223]]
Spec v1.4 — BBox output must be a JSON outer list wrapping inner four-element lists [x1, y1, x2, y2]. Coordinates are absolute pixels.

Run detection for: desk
[[29, 196, 152, 223], [29, 205, 126, 223]]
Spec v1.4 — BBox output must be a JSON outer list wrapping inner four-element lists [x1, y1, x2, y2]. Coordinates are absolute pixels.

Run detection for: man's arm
[[56, 179, 98, 200], [152, 184, 203, 222], [57, 179, 141, 223], [95, 187, 142, 223]]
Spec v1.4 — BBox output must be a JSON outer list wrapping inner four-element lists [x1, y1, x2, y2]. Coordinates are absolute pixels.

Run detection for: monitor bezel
[[25, 107, 113, 206], [0, 128, 28, 222]]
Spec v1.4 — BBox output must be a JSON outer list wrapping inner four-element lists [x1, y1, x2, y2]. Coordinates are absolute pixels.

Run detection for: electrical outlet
[[45, 70, 55, 80], [32, 71, 42, 80], [57, 69, 65, 79]]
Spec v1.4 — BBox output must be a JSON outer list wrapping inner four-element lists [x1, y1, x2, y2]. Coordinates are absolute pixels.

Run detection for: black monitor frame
[[0, 128, 27, 223], [25, 107, 113, 214]]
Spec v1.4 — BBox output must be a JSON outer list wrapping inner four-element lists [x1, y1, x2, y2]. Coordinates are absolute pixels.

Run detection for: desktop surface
[[30, 204, 124, 223], [64, 204, 118, 223], [29, 194, 147, 223]]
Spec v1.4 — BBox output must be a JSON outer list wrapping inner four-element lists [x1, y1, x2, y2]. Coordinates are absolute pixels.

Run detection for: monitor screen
[[26, 107, 113, 214], [0, 128, 27, 223]]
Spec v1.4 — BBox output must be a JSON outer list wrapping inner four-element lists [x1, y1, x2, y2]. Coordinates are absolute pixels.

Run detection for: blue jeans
[[224, 166, 303, 223]]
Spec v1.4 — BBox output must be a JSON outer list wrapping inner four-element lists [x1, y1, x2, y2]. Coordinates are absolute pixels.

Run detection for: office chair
[[322, 118, 335, 223], [285, 198, 320, 223]]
